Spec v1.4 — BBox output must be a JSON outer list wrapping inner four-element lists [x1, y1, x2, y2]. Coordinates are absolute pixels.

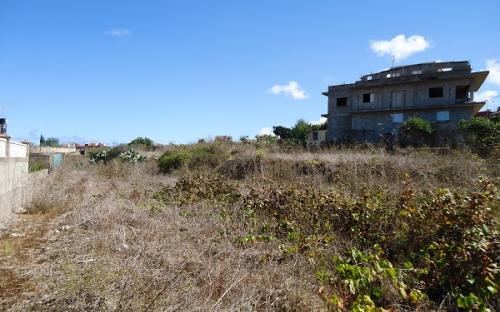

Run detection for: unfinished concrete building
[[322, 61, 489, 143]]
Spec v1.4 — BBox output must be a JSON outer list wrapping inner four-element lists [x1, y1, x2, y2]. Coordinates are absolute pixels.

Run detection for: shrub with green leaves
[[128, 137, 154, 150], [327, 248, 428, 310], [460, 117, 500, 156], [157, 144, 229, 174], [153, 173, 499, 310], [118, 149, 146, 163], [400, 117, 434, 135], [399, 117, 435, 147], [157, 150, 191, 173], [89, 146, 144, 164], [29, 162, 46, 172], [88, 149, 110, 163], [189, 144, 225, 169]]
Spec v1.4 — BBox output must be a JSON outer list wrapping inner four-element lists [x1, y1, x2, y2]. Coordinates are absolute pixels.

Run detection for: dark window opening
[[313, 132, 318, 141], [456, 85, 469, 99], [429, 87, 443, 98], [336, 97, 347, 106], [362, 93, 373, 103]]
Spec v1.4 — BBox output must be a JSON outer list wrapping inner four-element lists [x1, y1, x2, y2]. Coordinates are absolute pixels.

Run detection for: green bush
[[272, 119, 315, 145], [29, 162, 46, 172], [155, 174, 499, 310], [189, 144, 226, 169], [157, 144, 229, 174], [400, 117, 434, 135], [460, 117, 500, 156], [157, 150, 191, 173], [129, 137, 154, 150], [118, 149, 147, 163], [399, 117, 435, 147], [88, 149, 109, 163], [89, 146, 141, 164]]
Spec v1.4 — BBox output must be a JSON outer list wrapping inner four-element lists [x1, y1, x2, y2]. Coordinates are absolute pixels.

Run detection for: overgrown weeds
[[153, 172, 498, 311], [3, 144, 498, 311]]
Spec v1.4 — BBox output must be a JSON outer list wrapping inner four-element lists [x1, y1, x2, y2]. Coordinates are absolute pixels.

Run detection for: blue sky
[[1, 0, 499, 144]]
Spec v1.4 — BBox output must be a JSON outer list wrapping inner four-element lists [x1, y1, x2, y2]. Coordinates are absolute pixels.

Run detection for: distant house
[[475, 108, 500, 119], [307, 129, 327, 147], [76, 143, 106, 155], [215, 136, 233, 142], [322, 61, 489, 143]]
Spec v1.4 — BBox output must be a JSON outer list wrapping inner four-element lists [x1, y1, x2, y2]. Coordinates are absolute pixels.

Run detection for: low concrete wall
[[0, 138, 41, 223], [0, 158, 29, 220], [30, 146, 77, 154]]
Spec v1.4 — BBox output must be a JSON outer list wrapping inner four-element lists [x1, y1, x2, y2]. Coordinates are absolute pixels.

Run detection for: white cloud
[[475, 90, 498, 103], [370, 34, 430, 62], [309, 117, 327, 126], [269, 81, 307, 100], [486, 59, 500, 86], [259, 127, 275, 136], [105, 29, 132, 37]]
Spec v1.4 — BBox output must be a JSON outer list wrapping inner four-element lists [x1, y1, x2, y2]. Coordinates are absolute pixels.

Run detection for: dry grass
[[0, 145, 497, 311]]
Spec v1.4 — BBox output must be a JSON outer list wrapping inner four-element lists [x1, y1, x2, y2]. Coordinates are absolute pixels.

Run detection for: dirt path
[[0, 210, 63, 310]]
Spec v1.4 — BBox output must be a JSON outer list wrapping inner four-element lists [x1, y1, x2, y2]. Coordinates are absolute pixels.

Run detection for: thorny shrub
[[153, 174, 240, 208], [89, 147, 146, 164], [459, 117, 500, 157], [154, 174, 499, 311], [157, 144, 230, 174]]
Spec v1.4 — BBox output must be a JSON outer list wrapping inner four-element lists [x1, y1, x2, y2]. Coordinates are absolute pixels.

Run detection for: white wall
[[9, 141, 28, 157], [0, 138, 31, 223], [0, 159, 29, 221], [0, 137, 28, 158], [0, 139, 6, 157]]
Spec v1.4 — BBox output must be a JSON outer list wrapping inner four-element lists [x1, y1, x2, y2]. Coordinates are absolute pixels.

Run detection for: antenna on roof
[[391, 56, 396, 67]]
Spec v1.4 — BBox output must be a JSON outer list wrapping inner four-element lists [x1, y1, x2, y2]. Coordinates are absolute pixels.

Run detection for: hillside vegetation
[[1, 143, 498, 311]]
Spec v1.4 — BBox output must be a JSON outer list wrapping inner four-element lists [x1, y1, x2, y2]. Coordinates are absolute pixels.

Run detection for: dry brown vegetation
[[0, 144, 498, 311]]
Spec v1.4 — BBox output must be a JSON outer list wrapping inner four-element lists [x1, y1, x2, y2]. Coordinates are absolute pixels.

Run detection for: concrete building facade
[[322, 61, 489, 143]]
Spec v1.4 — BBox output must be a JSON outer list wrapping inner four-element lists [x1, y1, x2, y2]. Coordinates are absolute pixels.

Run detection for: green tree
[[41, 137, 59, 147], [273, 119, 314, 144], [129, 137, 154, 150], [291, 119, 311, 143], [272, 126, 293, 140]]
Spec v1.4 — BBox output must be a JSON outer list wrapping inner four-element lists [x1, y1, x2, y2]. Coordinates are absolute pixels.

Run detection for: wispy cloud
[[486, 59, 500, 86], [475, 90, 498, 103], [269, 81, 307, 100], [370, 34, 430, 62], [105, 28, 132, 37], [258, 127, 275, 136], [309, 117, 327, 126]]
